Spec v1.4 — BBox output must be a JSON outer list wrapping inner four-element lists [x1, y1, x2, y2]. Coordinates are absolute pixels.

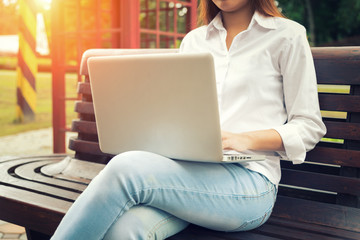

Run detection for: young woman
[[51, 0, 326, 239]]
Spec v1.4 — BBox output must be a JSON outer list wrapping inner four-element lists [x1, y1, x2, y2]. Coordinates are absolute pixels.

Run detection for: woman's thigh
[[105, 151, 277, 232], [52, 151, 277, 240], [103, 205, 189, 240]]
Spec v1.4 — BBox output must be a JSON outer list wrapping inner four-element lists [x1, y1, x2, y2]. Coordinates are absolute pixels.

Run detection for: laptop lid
[[87, 52, 224, 162]]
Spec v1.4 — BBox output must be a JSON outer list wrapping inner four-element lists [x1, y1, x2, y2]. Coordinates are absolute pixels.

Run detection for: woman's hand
[[221, 131, 253, 152], [221, 129, 285, 152]]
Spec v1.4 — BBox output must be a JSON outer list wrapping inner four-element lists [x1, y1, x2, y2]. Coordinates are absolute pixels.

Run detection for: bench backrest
[[72, 47, 360, 230], [267, 47, 360, 232], [280, 47, 360, 207]]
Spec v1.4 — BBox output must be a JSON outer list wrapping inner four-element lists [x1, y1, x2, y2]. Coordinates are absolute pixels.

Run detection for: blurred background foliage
[[277, 0, 360, 46], [0, 0, 360, 47]]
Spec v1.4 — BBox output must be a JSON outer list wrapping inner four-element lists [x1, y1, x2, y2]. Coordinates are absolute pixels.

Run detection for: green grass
[[0, 70, 78, 137], [0, 56, 52, 69], [0, 56, 17, 68]]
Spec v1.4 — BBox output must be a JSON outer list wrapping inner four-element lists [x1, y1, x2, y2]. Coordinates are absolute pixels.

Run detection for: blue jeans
[[51, 151, 277, 240]]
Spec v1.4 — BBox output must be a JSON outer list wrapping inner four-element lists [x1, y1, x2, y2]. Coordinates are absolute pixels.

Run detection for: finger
[[221, 131, 231, 140], [222, 139, 233, 150]]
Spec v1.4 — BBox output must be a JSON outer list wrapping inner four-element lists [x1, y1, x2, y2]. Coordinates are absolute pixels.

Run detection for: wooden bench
[[0, 47, 359, 240]]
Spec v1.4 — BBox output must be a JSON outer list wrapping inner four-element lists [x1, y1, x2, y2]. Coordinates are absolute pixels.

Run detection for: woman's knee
[[107, 151, 159, 168], [98, 151, 172, 193], [104, 151, 150, 175], [105, 151, 172, 177]]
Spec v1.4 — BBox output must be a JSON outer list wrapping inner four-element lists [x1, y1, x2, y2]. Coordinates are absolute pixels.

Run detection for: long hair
[[198, 0, 284, 25]]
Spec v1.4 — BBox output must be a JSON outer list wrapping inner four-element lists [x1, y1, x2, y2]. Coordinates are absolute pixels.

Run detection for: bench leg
[[26, 228, 51, 240]]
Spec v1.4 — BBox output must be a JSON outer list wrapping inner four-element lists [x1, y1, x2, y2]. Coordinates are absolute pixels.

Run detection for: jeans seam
[[228, 203, 274, 232], [101, 199, 135, 240], [147, 215, 177, 239], [131, 186, 274, 200]]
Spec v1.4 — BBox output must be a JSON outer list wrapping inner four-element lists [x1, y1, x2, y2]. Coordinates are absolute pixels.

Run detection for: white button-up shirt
[[179, 11, 326, 185]]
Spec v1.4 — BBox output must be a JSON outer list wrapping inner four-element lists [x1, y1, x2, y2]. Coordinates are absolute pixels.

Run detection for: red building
[[51, 0, 198, 152]]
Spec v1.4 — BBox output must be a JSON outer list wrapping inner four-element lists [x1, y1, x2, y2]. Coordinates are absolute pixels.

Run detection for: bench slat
[[280, 159, 339, 175], [324, 121, 360, 141], [69, 137, 111, 157], [267, 216, 360, 240], [0, 156, 73, 235], [171, 216, 360, 240], [0, 159, 81, 201], [254, 222, 343, 240], [306, 147, 360, 168], [74, 101, 94, 115], [14, 161, 87, 191], [170, 225, 280, 240], [314, 59, 360, 85], [78, 82, 91, 96], [319, 94, 360, 113], [0, 184, 70, 236], [281, 169, 360, 195], [312, 47, 360, 60], [272, 195, 360, 232], [71, 120, 97, 135]]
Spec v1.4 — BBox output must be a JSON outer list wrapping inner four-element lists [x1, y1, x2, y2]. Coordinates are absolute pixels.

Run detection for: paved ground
[[0, 221, 26, 240], [0, 128, 75, 239]]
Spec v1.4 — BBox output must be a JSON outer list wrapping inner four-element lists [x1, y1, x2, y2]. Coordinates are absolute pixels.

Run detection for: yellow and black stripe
[[16, 0, 37, 122]]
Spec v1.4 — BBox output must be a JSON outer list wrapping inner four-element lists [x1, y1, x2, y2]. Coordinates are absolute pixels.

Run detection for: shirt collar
[[252, 11, 277, 30], [206, 11, 277, 39]]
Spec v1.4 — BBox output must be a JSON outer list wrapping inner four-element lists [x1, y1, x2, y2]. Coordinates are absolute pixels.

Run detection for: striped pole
[[16, 0, 37, 122]]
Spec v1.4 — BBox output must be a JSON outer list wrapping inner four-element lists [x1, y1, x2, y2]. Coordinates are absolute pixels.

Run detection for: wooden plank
[[74, 152, 111, 164], [278, 185, 336, 204], [319, 94, 360, 113], [170, 225, 280, 240], [314, 59, 360, 85], [14, 160, 87, 191], [68, 138, 105, 156], [74, 101, 94, 115], [281, 169, 360, 195], [77, 132, 98, 142], [268, 216, 360, 240], [77, 82, 91, 95], [0, 184, 71, 235], [170, 232, 228, 240], [324, 121, 360, 141], [26, 229, 50, 240], [312, 47, 360, 60], [71, 120, 97, 135], [272, 196, 360, 232], [41, 157, 103, 183], [280, 160, 340, 175], [0, 155, 68, 163], [306, 147, 360, 168], [0, 159, 80, 201], [254, 222, 343, 240]]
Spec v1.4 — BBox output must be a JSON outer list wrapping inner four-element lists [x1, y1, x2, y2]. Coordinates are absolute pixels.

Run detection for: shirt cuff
[[273, 125, 306, 164]]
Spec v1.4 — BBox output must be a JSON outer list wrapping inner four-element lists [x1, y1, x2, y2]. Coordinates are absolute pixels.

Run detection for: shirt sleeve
[[273, 27, 326, 164], [179, 32, 191, 53]]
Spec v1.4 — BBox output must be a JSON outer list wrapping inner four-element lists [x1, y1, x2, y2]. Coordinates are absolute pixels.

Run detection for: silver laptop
[[87, 52, 265, 163]]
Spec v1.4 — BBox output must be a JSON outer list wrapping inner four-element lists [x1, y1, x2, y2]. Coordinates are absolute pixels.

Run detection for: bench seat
[[1, 156, 359, 240]]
